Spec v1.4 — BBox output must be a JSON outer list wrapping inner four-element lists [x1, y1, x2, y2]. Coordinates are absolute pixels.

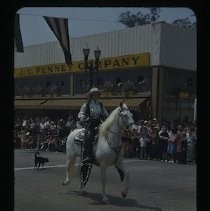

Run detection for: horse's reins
[[106, 130, 122, 163]]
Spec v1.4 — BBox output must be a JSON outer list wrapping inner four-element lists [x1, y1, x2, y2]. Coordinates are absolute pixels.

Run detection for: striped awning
[[14, 97, 147, 111]]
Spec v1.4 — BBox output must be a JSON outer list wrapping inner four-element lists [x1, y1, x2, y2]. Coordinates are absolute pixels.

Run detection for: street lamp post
[[83, 46, 101, 89]]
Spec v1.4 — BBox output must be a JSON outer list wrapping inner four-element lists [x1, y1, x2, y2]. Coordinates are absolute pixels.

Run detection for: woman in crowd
[[167, 128, 178, 163], [159, 125, 169, 162]]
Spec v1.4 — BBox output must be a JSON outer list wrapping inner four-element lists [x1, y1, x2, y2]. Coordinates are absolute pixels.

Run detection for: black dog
[[34, 152, 49, 169]]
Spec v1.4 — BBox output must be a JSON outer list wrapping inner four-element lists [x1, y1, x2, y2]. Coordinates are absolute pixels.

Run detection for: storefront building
[[14, 22, 196, 122]]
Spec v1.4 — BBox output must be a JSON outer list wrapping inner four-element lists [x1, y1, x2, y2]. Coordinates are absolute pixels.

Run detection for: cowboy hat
[[87, 87, 101, 97]]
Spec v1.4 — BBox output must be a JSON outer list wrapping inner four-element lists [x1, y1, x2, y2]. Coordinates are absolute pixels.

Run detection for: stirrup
[[83, 157, 93, 165], [83, 156, 91, 162]]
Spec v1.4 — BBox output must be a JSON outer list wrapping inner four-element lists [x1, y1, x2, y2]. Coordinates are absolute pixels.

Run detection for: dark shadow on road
[[69, 191, 162, 210]]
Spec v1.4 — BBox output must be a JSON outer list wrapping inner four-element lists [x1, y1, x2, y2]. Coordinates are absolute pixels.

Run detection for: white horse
[[62, 102, 138, 203]]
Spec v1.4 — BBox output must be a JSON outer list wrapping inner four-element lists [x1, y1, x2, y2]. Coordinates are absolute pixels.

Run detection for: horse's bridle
[[118, 109, 135, 129]]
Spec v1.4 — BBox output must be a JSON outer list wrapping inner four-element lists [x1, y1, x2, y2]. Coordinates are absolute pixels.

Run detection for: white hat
[[87, 87, 100, 97]]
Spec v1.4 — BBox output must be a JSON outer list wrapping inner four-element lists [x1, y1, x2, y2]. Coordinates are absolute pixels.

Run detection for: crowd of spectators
[[14, 114, 197, 164], [14, 115, 76, 152], [122, 119, 197, 164]]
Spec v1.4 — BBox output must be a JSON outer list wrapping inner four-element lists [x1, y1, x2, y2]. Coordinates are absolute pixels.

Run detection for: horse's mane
[[99, 106, 120, 138]]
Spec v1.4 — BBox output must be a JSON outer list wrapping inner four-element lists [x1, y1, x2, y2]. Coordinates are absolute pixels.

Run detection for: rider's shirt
[[78, 100, 109, 120]]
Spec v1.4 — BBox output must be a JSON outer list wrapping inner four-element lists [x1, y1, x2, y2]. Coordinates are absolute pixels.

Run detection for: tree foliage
[[118, 8, 161, 27], [171, 15, 197, 30], [118, 8, 196, 30]]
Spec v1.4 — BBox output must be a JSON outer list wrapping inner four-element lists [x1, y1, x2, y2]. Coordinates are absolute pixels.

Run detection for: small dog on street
[[34, 151, 49, 169]]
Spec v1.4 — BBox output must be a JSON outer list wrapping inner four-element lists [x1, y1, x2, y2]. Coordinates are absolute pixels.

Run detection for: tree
[[171, 15, 197, 30], [118, 8, 161, 27], [118, 8, 196, 30]]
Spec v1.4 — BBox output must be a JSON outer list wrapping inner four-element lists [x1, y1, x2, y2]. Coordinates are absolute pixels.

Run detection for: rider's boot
[[83, 143, 94, 164]]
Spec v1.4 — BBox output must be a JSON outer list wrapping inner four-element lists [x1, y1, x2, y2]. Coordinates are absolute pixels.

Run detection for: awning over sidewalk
[[100, 98, 146, 111], [14, 99, 47, 109], [14, 97, 147, 111], [40, 98, 86, 110]]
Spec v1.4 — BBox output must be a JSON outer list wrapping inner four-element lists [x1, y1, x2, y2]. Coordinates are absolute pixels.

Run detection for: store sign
[[14, 53, 150, 78], [15, 64, 69, 77]]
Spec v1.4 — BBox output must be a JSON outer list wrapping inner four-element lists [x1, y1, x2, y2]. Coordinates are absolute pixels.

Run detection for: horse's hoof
[[121, 191, 127, 198], [79, 190, 87, 195], [102, 199, 109, 204], [102, 197, 109, 204], [79, 185, 84, 191], [62, 180, 69, 185]]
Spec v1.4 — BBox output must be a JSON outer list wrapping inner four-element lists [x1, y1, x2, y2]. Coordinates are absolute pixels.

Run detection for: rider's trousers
[[83, 119, 100, 160]]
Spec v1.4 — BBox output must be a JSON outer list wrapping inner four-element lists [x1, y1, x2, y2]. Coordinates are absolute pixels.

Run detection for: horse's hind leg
[[62, 159, 75, 185], [115, 160, 129, 198]]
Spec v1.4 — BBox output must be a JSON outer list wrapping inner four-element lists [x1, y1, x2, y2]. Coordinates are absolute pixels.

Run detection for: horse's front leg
[[115, 159, 129, 198], [62, 160, 75, 185], [100, 165, 109, 204]]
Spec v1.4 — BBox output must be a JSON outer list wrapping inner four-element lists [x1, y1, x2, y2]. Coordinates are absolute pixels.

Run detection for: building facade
[[14, 22, 197, 122]]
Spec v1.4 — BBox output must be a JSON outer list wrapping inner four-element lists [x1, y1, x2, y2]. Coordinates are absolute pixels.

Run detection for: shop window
[[116, 77, 122, 87], [97, 77, 104, 87], [61, 80, 65, 87], [46, 81, 51, 88], [137, 75, 145, 85], [187, 77, 193, 87], [18, 83, 23, 89], [80, 79, 88, 93]]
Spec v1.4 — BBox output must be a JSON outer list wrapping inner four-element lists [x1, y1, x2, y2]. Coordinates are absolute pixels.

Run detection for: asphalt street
[[14, 149, 196, 211]]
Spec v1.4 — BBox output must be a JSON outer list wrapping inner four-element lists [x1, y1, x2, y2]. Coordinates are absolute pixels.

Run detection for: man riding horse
[[63, 102, 138, 202], [78, 87, 109, 164]]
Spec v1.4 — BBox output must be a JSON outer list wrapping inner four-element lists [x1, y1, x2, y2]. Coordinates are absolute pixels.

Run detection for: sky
[[17, 7, 196, 47]]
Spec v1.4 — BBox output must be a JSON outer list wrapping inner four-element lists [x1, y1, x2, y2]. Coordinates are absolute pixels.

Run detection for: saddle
[[74, 128, 99, 144], [74, 129, 85, 143]]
